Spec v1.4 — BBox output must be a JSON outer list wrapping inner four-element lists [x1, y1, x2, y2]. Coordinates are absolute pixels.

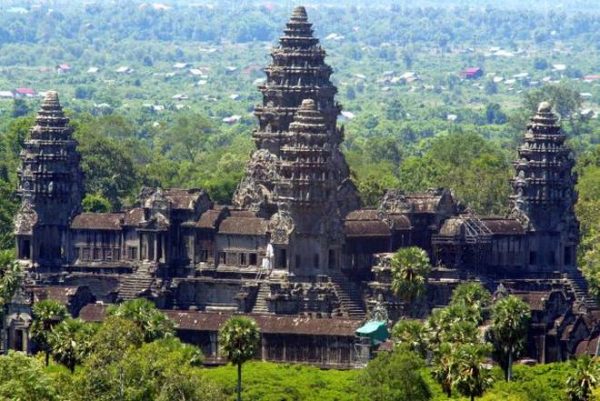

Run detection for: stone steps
[[118, 264, 155, 301], [330, 274, 365, 319], [566, 273, 599, 309], [252, 282, 270, 314]]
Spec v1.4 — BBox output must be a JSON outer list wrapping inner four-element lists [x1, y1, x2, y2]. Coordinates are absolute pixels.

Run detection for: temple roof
[[219, 216, 268, 236], [481, 218, 525, 235], [71, 213, 124, 230], [164, 188, 207, 210], [32, 286, 80, 305], [344, 220, 390, 238]]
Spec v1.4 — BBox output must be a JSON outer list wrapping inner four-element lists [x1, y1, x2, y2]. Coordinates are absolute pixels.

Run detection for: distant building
[[461, 67, 483, 79], [15, 88, 36, 97]]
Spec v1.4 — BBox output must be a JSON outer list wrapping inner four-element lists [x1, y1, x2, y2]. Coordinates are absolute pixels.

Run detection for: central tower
[[233, 6, 359, 217]]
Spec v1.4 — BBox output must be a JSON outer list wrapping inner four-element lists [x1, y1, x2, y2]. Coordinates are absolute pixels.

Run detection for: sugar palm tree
[[431, 342, 457, 397], [0, 261, 22, 307], [31, 300, 68, 366], [566, 356, 600, 401], [48, 318, 96, 372], [489, 295, 531, 381], [390, 247, 431, 316], [107, 298, 174, 342], [220, 316, 260, 401], [454, 343, 493, 401]]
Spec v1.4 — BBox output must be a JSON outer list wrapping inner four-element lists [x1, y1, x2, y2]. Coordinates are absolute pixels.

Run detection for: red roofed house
[[15, 87, 36, 97], [461, 67, 483, 79]]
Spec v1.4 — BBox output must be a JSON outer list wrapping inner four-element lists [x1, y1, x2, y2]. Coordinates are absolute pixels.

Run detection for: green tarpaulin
[[356, 321, 389, 345]]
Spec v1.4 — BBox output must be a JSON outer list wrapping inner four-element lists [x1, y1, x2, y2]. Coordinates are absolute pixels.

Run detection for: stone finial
[[299, 98, 316, 111], [291, 6, 308, 20], [538, 101, 552, 113], [41, 90, 62, 111]]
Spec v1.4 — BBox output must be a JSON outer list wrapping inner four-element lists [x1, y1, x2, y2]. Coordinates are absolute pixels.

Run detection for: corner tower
[[509, 102, 579, 271], [15, 91, 83, 268], [233, 6, 359, 216]]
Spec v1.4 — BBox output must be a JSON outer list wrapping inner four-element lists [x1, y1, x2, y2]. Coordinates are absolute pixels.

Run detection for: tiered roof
[[17, 91, 83, 223], [275, 99, 336, 209], [253, 6, 340, 153], [510, 102, 577, 230]]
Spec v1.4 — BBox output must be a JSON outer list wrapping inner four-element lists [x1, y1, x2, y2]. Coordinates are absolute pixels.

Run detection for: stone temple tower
[[509, 102, 579, 272], [15, 91, 83, 269], [233, 6, 360, 217], [270, 99, 345, 277]]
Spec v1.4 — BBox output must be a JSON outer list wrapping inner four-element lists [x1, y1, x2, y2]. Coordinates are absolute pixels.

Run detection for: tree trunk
[[237, 362, 242, 401], [507, 347, 513, 382]]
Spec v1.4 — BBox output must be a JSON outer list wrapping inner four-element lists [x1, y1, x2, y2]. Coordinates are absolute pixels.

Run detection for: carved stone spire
[[509, 101, 579, 269], [253, 5, 340, 147], [275, 99, 336, 209], [233, 7, 360, 216], [15, 91, 83, 266]]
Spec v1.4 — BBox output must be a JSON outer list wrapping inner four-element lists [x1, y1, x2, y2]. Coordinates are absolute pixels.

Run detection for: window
[[240, 253, 247, 266], [82, 248, 90, 261], [329, 249, 336, 269], [104, 248, 113, 261], [128, 247, 138, 260], [276, 249, 287, 269], [249, 253, 257, 266], [93, 248, 100, 260], [219, 252, 226, 265], [529, 251, 537, 266], [548, 251, 556, 266], [564, 246, 572, 265], [199, 250, 209, 262], [114, 249, 121, 261], [227, 253, 238, 265]]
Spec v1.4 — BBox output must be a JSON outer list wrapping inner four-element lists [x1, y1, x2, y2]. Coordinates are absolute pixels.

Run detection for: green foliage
[[70, 337, 217, 401], [566, 356, 600, 401], [523, 84, 582, 119], [107, 298, 174, 342], [48, 318, 97, 373], [454, 343, 494, 400], [391, 319, 428, 357], [220, 315, 261, 401], [31, 300, 69, 366], [450, 282, 493, 324], [0, 260, 22, 307], [203, 361, 358, 401], [0, 351, 57, 401], [489, 295, 531, 381], [220, 316, 261, 367], [390, 247, 432, 310], [81, 193, 111, 213], [358, 349, 432, 401]]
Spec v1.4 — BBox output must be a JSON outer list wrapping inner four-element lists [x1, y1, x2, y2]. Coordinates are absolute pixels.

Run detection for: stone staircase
[[252, 282, 270, 314], [567, 273, 599, 310], [330, 273, 366, 319], [118, 263, 156, 301]]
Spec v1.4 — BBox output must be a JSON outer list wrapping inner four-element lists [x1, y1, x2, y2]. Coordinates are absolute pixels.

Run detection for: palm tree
[[391, 319, 427, 357], [390, 247, 431, 316], [489, 295, 531, 381], [449, 282, 492, 324], [566, 356, 600, 401], [107, 298, 174, 342], [48, 318, 96, 372], [31, 300, 68, 366], [431, 342, 457, 397], [0, 261, 22, 307], [454, 343, 493, 401], [220, 316, 260, 401]]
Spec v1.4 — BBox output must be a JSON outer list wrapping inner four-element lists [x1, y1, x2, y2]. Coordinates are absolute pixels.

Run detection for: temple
[[3, 7, 599, 366]]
